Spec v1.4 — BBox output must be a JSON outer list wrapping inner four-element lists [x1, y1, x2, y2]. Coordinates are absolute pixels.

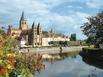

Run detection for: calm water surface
[[35, 53, 103, 77]]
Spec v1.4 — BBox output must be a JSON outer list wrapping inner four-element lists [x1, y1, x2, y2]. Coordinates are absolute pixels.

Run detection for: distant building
[[70, 33, 76, 41], [8, 12, 70, 47]]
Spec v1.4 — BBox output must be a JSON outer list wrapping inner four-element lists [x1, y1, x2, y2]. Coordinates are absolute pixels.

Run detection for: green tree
[[86, 36, 95, 45], [81, 11, 103, 47]]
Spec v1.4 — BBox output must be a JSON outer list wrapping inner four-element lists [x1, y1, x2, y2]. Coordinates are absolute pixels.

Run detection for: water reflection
[[80, 51, 103, 70], [35, 52, 103, 77], [43, 51, 79, 62]]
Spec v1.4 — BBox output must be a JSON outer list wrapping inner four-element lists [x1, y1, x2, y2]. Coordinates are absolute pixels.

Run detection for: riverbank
[[19, 46, 88, 54], [80, 47, 103, 69], [79, 47, 103, 59]]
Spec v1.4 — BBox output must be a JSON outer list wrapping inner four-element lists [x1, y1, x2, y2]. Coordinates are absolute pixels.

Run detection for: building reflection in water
[[42, 51, 79, 63]]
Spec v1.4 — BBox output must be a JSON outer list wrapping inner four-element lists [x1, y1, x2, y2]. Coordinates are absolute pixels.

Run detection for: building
[[8, 12, 42, 47], [8, 12, 70, 47]]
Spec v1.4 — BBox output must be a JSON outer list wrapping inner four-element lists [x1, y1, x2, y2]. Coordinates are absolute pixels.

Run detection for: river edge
[[19, 46, 88, 54]]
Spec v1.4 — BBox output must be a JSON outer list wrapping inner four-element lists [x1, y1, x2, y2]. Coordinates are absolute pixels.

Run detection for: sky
[[0, 0, 103, 40]]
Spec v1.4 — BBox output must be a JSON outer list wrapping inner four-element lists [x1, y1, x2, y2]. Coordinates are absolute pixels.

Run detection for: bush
[[0, 29, 17, 76], [68, 41, 81, 46]]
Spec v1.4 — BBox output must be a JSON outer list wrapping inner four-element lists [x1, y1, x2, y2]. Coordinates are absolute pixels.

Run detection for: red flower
[[0, 69, 6, 74], [0, 55, 3, 58], [7, 56, 15, 61]]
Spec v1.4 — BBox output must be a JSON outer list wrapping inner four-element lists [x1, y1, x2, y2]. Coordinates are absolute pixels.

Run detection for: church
[[8, 12, 70, 47], [8, 12, 42, 47]]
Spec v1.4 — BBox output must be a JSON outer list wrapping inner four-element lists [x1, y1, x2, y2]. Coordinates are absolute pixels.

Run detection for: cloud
[[71, 0, 103, 9], [85, 0, 103, 9], [45, 11, 90, 36]]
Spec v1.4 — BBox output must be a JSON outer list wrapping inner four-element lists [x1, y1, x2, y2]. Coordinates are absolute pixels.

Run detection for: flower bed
[[0, 29, 17, 77], [0, 49, 16, 77]]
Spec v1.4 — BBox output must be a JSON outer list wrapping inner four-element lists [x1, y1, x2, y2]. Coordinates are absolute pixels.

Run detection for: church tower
[[31, 22, 37, 47], [19, 12, 28, 30], [30, 22, 42, 47], [37, 23, 42, 47], [48, 28, 53, 37]]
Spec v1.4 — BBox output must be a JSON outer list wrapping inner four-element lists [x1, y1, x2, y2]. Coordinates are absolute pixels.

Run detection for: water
[[35, 53, 103, 77]]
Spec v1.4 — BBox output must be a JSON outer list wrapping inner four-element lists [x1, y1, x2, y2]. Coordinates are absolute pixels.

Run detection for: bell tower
[[19, 12, 28, 30], [30, 22, 42, 47], [37, 23, 42, 47], [31, 22, 37, 47]]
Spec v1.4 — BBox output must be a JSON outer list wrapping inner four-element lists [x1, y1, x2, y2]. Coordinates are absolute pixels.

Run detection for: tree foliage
[[81, 11, 103, 47]]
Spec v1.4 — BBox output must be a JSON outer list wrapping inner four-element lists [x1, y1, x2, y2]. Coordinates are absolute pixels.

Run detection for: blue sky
[[0, 0, 103, 40]]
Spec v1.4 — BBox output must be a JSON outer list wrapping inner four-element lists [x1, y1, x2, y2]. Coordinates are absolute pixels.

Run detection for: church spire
[[32, 22, 35, 29], [37, 22, 40, 35], [19, 11, 28, 30], [20, 11, 25, 21], [37, 22, 40, 28]]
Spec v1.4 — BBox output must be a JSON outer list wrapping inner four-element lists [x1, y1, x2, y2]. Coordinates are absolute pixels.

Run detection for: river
[[35, 52, 103, 77]]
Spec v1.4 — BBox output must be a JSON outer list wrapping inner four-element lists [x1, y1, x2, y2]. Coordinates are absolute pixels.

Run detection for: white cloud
[[86, 0, 103, 9], [74, 25, 78, 29], [67, 5, 83, 9], [66, 0, 103, 9], [75, 12, 90, 22]]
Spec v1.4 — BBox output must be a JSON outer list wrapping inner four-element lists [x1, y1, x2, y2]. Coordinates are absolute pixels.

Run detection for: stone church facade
[[8, 12, 42, 47]]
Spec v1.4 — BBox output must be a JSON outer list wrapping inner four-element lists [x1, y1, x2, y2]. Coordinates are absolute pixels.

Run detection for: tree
[[86, 36, 95, 45], [81, 11, 103, 47]]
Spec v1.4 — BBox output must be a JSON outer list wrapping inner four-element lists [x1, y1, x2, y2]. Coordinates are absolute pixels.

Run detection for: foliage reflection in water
[[36, 52, 103, 77]]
